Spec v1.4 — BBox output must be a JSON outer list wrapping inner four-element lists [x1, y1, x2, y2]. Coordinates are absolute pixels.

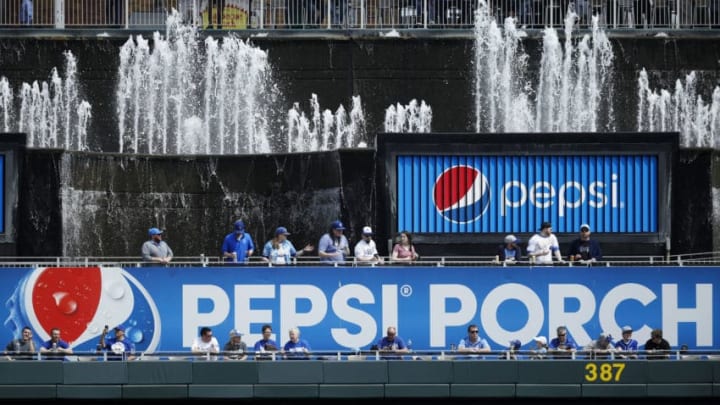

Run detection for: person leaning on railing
[[4, 326, 36, 360], [644, 328, 671, 359]]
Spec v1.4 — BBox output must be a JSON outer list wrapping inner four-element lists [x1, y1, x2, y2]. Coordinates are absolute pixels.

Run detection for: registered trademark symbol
[[400, 285, 413, 297]]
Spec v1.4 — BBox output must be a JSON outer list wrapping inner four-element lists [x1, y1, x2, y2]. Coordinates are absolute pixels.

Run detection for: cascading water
[[637, 69, 720, 149], [384, 99, 433, 133], [473, 0, 615, 133], [0, 51, 90, 150]]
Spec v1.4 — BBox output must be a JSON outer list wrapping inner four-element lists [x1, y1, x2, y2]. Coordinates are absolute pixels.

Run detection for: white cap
[[622, 325, 633, 333], [533, 336, 547, 345], [580, 224, 591, 232], [362, 226, 373, 235], [504, 234, 517, 244]]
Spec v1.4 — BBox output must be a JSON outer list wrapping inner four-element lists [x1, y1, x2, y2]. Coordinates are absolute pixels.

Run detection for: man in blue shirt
[[19, 0, 33, 26], [457, 324, 491, 359], [614, 325, 639, 359], [549, 326, 577, 359], [567, 224, 602, 264], [318, 220, 350, 264], [99, 325, 136, 361], [222, 220, 255, 263], [253, 324, 279, 360], [40, 327, 72, 361], [374, 326, 409, 360]]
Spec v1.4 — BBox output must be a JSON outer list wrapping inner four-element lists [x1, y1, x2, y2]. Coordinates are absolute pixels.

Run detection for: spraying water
[[286, 94, 367, 152], [384, 99, 433, 133], [1, 51, 90, 150], [473, 0, 614, 133]]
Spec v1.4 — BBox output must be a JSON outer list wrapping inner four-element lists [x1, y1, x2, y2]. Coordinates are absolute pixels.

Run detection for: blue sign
[[0, 266, 716, 353], [0, 154, 4, 233], [397, 155, 658, 233]]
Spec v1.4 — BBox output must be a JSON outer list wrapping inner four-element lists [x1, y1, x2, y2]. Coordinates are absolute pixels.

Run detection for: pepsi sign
[[398, 155, 658, 233]]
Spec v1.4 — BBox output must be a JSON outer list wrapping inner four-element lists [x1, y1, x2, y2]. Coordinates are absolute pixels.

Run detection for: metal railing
[[0, 252, 718, 268], [0, 1, 718, 30], [5, 348, 720, 361]]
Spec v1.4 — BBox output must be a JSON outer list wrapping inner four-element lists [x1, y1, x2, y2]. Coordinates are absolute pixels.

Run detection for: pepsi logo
[[433, 165, 491, 223], [10, 267, 161, 352]]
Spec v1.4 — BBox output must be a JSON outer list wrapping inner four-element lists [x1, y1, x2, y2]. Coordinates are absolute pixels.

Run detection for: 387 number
[[584, 363, 626, 382]]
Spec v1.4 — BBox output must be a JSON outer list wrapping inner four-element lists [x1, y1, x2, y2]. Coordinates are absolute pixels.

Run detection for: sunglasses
[[469, 330, 479, 334], [558, 334, 566, 337]]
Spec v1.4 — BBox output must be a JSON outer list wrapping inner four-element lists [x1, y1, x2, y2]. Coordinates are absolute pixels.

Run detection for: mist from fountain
[[473, 0, 615, 133], [384, 99, 433, 133], [0, 51, 90, 150]]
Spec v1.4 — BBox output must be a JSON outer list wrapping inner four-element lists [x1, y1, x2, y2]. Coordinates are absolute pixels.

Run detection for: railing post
[[612, 0, 617, 28], [423, 0, 427, 28], [259, 0, 264, 29], [54, 0, 65, 29], [327, 0, 332, 29], [361, 0, 366, 29], [124, 0, 129, 29]]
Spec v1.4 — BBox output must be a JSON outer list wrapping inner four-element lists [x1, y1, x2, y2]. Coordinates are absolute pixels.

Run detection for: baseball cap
[[331, 220, 345, 230], [504, 234, 517, 244], [539, 221, 552, 230], [622, 325, 633, 333], [362, 226, 373, 235], [148, 227, 163, 236], [533, 336, 547, 345], [509, 339, 521, 350], [229, 329, 243, 338], [580, 223, 591, 232], [114, 326, 125, 332], [275, 226, 290, 236], [598, 333, 610, 342], [234, 220, 245, 232]]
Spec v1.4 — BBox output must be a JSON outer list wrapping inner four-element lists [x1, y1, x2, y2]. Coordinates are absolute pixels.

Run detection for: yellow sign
[[201, 1, 250, 29]]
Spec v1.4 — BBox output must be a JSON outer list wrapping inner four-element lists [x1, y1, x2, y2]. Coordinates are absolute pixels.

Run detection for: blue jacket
[[568, 238, 602, 261], [20, 0, 33, 25]]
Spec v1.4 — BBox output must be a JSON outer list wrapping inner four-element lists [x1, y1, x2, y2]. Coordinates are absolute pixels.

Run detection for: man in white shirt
[[354, 226, 384, 265], [526, 222, 564, 265], [191, 327, 220, 357]]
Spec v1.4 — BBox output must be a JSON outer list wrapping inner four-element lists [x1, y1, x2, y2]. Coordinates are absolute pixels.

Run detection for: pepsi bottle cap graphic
[[433, 165, 491, 223], [5, 267, 161, 353]]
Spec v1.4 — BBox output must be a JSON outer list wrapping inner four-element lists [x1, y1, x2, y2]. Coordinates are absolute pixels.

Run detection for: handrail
[[1, 253, 720, 267]]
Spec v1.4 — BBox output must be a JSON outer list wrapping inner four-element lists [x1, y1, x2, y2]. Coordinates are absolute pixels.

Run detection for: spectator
[[253, 324, 279, 360], [548, 326, 577, 358], [457, 324, 491, 358], [261, 226, 313, 265], [391, 230, 418, 263], [98, 325, 135, 361], [282, 327, 311, 360], [142, 227, 173, 265], [614, 325, 639, 359], [354, 226, 383, 265], [222, 220, 255, 263], [4, 326, 36, 360], [39, 327, 72, 361], [374, 326, 409, 359], [191, 326, 220, 357], [223, 329, 247, 360], [318, 220, 350, 264], [504, 339, 522, 360], [568, 224, 602, 264], [19, 0, 33, 26], [584, 332, 615, 359], [527, 222, 564, 265], [530, 336, 548, 359], [495, 234, 521, 264], [644, 328, 671, 360]]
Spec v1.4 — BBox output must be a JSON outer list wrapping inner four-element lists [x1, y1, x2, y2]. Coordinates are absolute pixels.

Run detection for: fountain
[[287, 93, 367, 152], [384, 99, 433, 133]]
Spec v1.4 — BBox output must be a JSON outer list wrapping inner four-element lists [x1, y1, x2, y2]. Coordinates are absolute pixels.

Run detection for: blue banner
[[1, 266, 716, 353], [397, 155, 658, 233]]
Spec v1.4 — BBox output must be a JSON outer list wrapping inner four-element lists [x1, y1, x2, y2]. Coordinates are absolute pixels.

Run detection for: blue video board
[[397, 155, 658, 233]]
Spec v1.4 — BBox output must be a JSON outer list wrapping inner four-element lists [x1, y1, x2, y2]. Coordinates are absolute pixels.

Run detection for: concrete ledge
[[453, 361, 519, 383], [122, 384, 189, 399], [188, 384, 253, 398], [323, 361, 388, 383], [253, 384, 319, 398], [385, 384, 450, 397], [646, 361, 714, 383], [516, 384, 582, 398], [450, 383, 515, 397], [647, 383, 714, 397], [581, 384, 647, 397], [63, 362, 127, 384], [319, 384, 385, 398], [192, 361, 257, 384], [0, 361, 63, 384], [388, 361, 453, 383], [258, 361, 323, 383], [128, 360, 192, 384], [57, 384, 122, 399], [0, 385, 56, 398]]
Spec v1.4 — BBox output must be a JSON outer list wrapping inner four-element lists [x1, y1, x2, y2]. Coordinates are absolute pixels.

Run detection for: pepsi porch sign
[[397, 155, 658, 233]]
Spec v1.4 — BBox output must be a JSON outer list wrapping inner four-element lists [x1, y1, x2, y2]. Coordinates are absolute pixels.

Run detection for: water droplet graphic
[[58, 296, 77, 315], [128, 328, 144, 344], [107, 282, 125, 300]]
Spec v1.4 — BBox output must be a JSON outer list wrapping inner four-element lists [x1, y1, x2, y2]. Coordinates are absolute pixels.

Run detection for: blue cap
[[275, 226, 290, 236], [234, 220, 245, 233], [331, 220, 345, 230], [114, 326, 125, 332], [148, 227, 163, 236], [510, 339, 521, 350]]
